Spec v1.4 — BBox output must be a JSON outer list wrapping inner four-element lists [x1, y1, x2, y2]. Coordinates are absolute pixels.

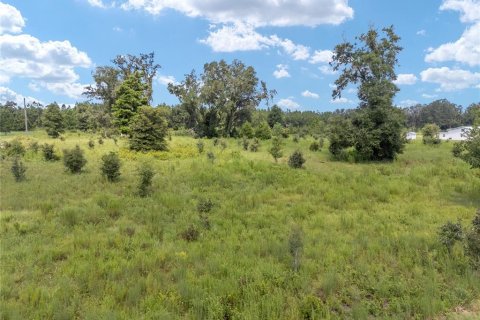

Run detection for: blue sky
[[0, 0, 479, 111]]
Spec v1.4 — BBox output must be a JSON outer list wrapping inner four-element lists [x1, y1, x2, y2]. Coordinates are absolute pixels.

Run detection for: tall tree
[[112, 52, 160, 103], [267, 105, 284, 128], [168, 70, 202, 131], [43, 103, 64, 138], [330, 26, 405, 161], [129, 106, 168, 151], [111, 72, 148, 135], [83, 66, 121, 111], [200, 59, 276, 137]]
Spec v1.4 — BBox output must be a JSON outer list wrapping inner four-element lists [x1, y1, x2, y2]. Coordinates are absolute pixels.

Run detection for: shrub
[[138, 163, 155, 197], [465, 210, 480, 268], [249, 138, 259, 152], [101, 152, 121, 182], [88, 139, 95, 149], [42, 144, 60, 161], [239, 122, 254, 139], [5, 139, 25, 157], [289, 150, 306, 168], [129, 106, 168, 152], [29, 141, 39, 153], [63, 145, 87, 173], [456, 127, 480, 168], [196, 140, 204, 154], [438, 221, 463, 253], [272, 123, 285, 138], [242, 138, 249, 151], [11, 157, 26, 182], [293, 135, 299, 143], [318, 137, 325, 149], [309, 141, 321, 151], [207, 151, 215, 163], [220, 140, 227, 151], [452, 142, 464, 158], [255, 121, 272, 140], [269, 136, 283, 162], [422, 124, 441, 145], [98, 137, 104, 145], [197, 199, 214, 213], [213, 138, 220, 146], [181, 225, 200, 242]]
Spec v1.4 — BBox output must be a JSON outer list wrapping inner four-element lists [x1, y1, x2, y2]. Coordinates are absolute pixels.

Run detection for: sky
[[0, 0, 479, 112]]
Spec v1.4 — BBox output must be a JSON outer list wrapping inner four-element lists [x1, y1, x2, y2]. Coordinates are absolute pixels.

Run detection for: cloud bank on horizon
[[0, 0, 478, 110]]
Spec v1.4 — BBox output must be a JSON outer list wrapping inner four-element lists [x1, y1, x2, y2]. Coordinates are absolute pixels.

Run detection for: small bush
[[88, 139, 95, 149], [5, 139, 25, 157], [42, 144, 60, 161], [242, 138, 249, 151], [196, 140, 204, 154], [438, 221, 463, 253], [318, 137, 325, 149], [452, 142, 464, 158], [101, 152, 121, 182], [11, 157, 26, 182], [422, 124, 441, 145], [207, 151, 215, 163], [293, 135, 299, 143], [220, 140, 227, 151], [29, 141, 39, 153], [309, 141, 321, 151], [63, 145, 87, 173], [138, 163, 155, 197], [197, 199, 214, 213], [249, 138, 259, 152], [289, 150, 306, 168], [269, 136, 283, 162], [181, 225, 200, 242], [289, 225, 304, 272], [255, 121, 272, 140], [465, 210, 480, 268], [240, 122, 254, 139], [213, 138, 220, 146], [98, 137, 104, 145]]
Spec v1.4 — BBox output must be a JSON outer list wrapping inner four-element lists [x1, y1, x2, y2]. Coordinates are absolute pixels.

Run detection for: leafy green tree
[[41, 144, 60, 161], [83, 66, 121, 111], [63, 145, 87, 173], [288, 150, 306, 168], [454, 127, 480, 168], [43, 103, 65, 138], [422, 123, 441, 145], [330, 26, 405, 161], [0, 104, 15, 134], [168, 70, 202, 131], [137, 163, 155, 197], [129, 106, 168, 151], [268, 105, 284, 128], [11, 157, 26, 182], [111, 72, 148, 135], [239, 122, 254, 138], [269, 136, 283, 162], [255, 121, 272, 140], [463, 103, 480, 126]]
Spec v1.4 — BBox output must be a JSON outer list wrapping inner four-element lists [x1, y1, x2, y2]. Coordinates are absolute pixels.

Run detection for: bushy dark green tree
[[111, 72, 148, 135], [138, 163, 155, 197], [268, 105, 284, 128], [269, 136, 283, 162], [288, 150, 306, 168], [63, 145, 87, 173], [255, 121, 272, 140], [454, 127, 480, 168], [43, 103, 64, 138], [465, 210, 480, 268], [329, 26, 405, 161], [438, 221, 463, 253], [129, 106, 168, 151], [11, 157, 26, 182], [101, 152, 121, 182], [41, 144, 59, 161], [239, 122, 254, 139]]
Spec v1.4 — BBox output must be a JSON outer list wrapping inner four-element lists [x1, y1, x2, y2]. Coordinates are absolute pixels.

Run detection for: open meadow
[[0, 131, 479, 319]]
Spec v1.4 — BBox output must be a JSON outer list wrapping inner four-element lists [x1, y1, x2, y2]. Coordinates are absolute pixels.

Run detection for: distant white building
[[439, 126, 472, 141], [406, 132, 417, 140]]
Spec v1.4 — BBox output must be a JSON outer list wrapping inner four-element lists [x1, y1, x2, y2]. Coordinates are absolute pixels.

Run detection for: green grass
[[1, 131, 479, 319]]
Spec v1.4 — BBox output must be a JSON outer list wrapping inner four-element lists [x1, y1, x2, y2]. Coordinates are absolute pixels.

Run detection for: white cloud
[[416, 29, 426, 36], [113, 26, 123, 32], [0, 4, 92, 99], [0, 86, 42, 105], [273, 64, 290, 79], [273, 36, 310, 60], [440, 0, 480, 23], [301, 90, 319, 99], [330, 97, 353, 104], [157, 75, 177, 86], [420, 67, 480, 91], [393, 73, 418, 85], [422, 93, 438, 99], [0, 2, 25, 34], [318, 65, 337, 75], [425, 22, 480, 66], [87, 0, 107, 8], [425, 1, 480, 66], [397, 99, 419, 107], [277, 98, 300, 109], [118, 0, 354, 27], [309, 50, 333, 64]]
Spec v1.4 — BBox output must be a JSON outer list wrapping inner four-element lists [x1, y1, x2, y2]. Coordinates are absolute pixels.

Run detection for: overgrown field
[[1, 131, 479, 319]]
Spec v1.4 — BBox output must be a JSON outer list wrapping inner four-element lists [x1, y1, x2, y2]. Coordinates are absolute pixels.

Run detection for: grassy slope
[[0, 131, 479, 319]]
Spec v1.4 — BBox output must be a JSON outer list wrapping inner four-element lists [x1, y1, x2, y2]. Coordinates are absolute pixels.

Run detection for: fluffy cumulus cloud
[[330, 97, 354, 104], [0, 2, 25, 34], [0, 86, 42, 105], [301, 90, 319, 99], [393, 73, 418, 85], [277, 98, 300, 109], [118, 0, 354, 27], [309, 50, 333, 64], [273, 64, 290, 79], [0, 3, 92, 99], [157, 75, 177, 86], [397, 99, 419, 107], [420, 67, 480, 91], [425, 0, 480, 66]]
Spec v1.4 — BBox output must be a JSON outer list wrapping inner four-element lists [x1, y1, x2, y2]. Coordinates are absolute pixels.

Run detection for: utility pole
[[23, 97, 28, 133]]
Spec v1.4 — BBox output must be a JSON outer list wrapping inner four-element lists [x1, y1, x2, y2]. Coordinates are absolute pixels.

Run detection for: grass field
[[1, 130, 479, 319]]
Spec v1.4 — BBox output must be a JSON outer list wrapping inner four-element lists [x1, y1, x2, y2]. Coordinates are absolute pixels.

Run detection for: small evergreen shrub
[[318, 137, 325, 149], [11, 157, 26, 182], [101, 152, 121, 182], [293, 135, 299, 143], [452, 142, 464, 158], [42, 144, 60, 161], [181, 225, 200, 242], [465, 210, 480, 268], [249, 138, 259, 152], [242, 138, 249, 151], [98, 137, 104, 145], [63, 145, 87, 173], [289, 150, 306, 168], [269, 136, 283, 162], [207, 151, 215, 163], [255, 121, 272, 140], [88, 139, 95, 149], [138, 163, 155, 197], [29, 141, 39, 153], [438, 221, 463, 253], [5, 139, 25, 157], [213, 138, 220, 146], [197, 199, 214, 213], [309, 141, 321, 151], [220, 140, 227, 151]]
